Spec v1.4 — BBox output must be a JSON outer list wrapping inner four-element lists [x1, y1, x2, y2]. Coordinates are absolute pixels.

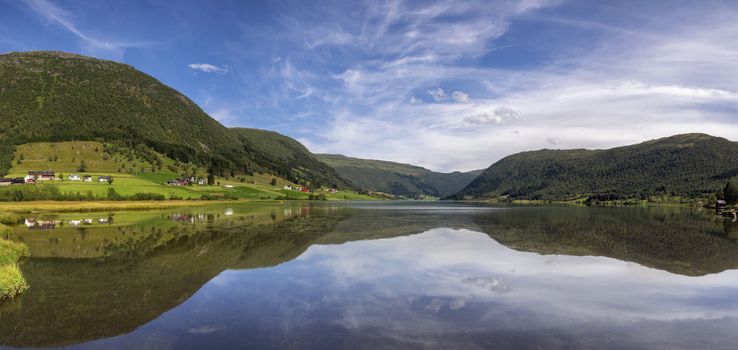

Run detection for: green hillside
[[452, 133, 738, 200], [232, 128, 350, 189], [316, 154, 482, 198], [0, 51, 347, 189], [0, 141, 373, 201]]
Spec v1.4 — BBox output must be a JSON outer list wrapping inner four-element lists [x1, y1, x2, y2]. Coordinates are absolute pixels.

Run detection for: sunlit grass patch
[[0, 239, 29, 266], [0, 264, 28, 301]]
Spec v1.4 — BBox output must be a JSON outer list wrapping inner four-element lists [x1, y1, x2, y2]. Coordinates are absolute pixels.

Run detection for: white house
[[24, 175, 35, 183], [83, 176, 93, 182], [98, 176, 112, 183], [197, 178, 206, 185], [283, 185, 293, 190], [69, 220, 81, 226], [69, 174, 81, 181]]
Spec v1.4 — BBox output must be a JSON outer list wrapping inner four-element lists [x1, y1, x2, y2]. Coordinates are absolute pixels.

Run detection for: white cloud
[[452, 91, 470, 103], [427, 87, 447, 101], [546, 137, 561, 145], [463, 107, 519, 125], [410, 96, 423, 105], [188, 63, 231, 74]]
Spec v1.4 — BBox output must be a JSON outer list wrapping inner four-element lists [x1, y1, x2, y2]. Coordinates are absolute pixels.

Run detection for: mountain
[[316, 154, 482, 197], [0, 51, 347, 188], [452, 133, 738, 200], [231, 128, 349, 188]]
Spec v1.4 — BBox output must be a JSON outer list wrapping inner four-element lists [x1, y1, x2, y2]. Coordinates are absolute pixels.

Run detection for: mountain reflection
[[1, 203, 736, 349]]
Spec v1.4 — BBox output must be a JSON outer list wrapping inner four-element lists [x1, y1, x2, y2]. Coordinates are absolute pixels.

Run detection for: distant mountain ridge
[[452, 133, 738, 200], [316, 154, 482, 197], [0, 51, 348, 188]]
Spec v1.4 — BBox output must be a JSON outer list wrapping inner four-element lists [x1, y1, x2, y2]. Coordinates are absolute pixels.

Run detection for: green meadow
[[2, 141, 377, 202]]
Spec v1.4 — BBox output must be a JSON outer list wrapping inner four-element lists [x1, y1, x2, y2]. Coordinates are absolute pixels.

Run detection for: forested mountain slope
[[317, 154, 482, 197], [232, 128, 350, 188], [452, 134, 738, 200], [0, 51, 347, 188]]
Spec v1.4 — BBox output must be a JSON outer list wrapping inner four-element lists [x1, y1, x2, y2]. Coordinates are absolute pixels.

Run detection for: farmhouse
[[168, 178, 190, 186], [11, 178, 24, 185], [24, 175, 35, 184], [300, 187, 311, 193], [283, 185, 293, 190], [68, 174, 81, 181], [327, 188, 337, 193], [83, 176, 93, 182], [0, 178, 12, 186], [98, 176, 112, 183], [197, 178, 206, 185], [28, 170, 55, 181]]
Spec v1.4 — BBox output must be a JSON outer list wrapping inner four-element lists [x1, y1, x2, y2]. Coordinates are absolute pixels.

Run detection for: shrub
[[131, 193, 166, 201], [0, 213, 20, 225]]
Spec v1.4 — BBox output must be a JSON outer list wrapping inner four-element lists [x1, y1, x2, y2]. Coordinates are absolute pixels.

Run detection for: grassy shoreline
[[0, 200, 238, 213], [1, 223, 29, 301]]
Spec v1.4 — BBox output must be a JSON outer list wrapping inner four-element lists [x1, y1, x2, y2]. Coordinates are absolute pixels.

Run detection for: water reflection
[[2, 203, 738, 349]]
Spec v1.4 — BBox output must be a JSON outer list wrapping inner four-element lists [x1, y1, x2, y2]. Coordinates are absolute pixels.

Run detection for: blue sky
[[2, 0, 738, 172]]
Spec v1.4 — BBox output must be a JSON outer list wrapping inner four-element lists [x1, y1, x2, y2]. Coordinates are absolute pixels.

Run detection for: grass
[[4, 141, 380, 203], [0, 200, 232, 213], [0, 222, 28, 301], [0, 239, 28, 265], [12, 141, 122, 174], [0, 264, 27, 301]]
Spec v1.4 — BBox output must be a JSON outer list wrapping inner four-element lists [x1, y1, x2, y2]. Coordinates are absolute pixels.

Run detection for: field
[[2, 141, 377, 202]]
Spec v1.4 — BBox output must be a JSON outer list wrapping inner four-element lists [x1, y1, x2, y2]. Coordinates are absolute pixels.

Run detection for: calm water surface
[[2, 202, 738, 349]]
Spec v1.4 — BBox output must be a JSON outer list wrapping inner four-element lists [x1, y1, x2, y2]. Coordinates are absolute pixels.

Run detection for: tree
[[207, 173, 215, 185], [270, 178, 277, 186], [107, 187, 121, 200], [78, 160, 87, 172], [725, 181, 738, 205]]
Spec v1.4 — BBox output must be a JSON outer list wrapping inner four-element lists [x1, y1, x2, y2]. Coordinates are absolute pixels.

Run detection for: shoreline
[[0, 200, 240, 213]]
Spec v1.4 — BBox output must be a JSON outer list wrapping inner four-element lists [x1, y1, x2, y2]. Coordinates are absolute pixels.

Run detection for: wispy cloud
[[188, 63, 231, 74], [23, 0, 155, 58], [271, 0, 738, 171], [19, 0, 736, 172]]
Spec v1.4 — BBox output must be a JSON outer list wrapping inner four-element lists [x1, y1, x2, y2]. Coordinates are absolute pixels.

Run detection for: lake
[[2, 202, 738, 349]]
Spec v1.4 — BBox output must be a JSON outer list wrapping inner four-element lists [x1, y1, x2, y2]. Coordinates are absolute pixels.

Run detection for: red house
[[300, 187, 310, 193]]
